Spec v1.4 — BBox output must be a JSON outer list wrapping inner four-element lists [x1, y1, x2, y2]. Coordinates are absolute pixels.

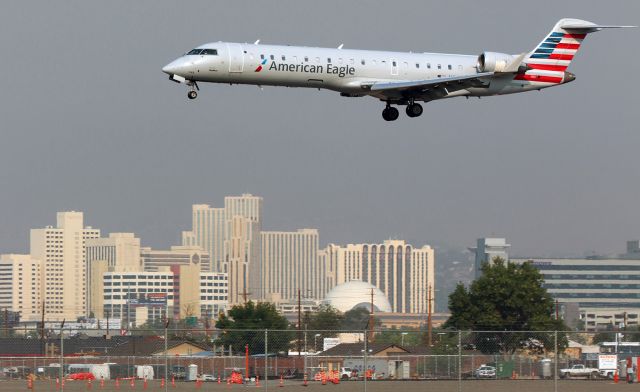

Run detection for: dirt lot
[[1, 379, 636, 392]]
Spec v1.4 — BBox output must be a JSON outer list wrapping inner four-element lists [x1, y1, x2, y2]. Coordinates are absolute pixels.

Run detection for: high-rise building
[[86, 233, 142, 272], [469, 238, 510, 278], [141, 246, 211, 272], [326, 240, 435, 313], [0, 254, 42, 321], [260, 229, 323, 302], [30, 212, 100, 321], [182, 194, 263, 305], [86, 233, 142, 316], [182, 205, 225, 271], [101, 268, 227, 326]]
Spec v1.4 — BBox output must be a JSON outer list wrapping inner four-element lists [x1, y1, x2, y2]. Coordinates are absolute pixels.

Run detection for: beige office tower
[[260, 229, 323, 301], [183, 194, 262, 305], [182, 205, 225, 272], [325, 240, 435, 313], [30, 211, 100, 321], [224, 194, 262, 304], [85, 233, 142, 318], [0, 254, 42, 321]]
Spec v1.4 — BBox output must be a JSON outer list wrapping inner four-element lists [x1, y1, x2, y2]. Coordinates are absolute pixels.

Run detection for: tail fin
[[518, 18, 635, 83]]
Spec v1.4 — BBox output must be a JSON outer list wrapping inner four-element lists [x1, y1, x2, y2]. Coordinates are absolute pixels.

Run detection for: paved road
[[2, 379, 635, 392]]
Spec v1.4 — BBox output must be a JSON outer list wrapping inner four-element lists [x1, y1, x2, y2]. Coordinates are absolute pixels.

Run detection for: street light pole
[[314, 334, 321, 352], [401, 332, 408, 346]]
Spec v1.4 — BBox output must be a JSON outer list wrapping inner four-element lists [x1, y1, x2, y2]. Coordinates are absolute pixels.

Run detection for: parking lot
[[1, 380, 637, 392]]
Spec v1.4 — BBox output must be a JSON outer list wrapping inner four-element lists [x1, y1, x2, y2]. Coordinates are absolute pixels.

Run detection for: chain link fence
[[1, 328, 639, 391]]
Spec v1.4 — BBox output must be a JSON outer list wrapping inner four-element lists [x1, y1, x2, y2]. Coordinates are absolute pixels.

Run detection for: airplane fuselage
[[163, 18, 633, 121], [163, 42, 553, 100]]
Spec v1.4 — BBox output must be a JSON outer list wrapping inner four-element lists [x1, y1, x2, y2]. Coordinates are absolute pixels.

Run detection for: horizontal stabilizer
[[560, 20, 637, 33]]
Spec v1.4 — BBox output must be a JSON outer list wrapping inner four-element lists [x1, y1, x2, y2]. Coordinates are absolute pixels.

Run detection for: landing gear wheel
[[382, 106, 399, 121], [187, 90, 198, 100], [406, 103, 423, 118]]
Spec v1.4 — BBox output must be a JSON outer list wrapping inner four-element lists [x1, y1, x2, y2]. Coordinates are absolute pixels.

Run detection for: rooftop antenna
[[254, 39, 260, 45], [337, 44, 344, 49]]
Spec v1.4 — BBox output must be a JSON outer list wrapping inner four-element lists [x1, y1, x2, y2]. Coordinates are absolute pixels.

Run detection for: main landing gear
[[187, 90, 198, 100], [381, 101, 423, 121], [382, 105, 399, 121]]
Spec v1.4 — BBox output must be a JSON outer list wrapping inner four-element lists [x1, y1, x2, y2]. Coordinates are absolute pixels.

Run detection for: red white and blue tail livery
[[162, 18, 636, 121]]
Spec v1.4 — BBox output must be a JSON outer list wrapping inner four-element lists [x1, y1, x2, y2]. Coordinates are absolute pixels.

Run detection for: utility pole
[[297, 288, 302, 356], [368, 288, 375, 343], [40, 300, 46, 355], [555, 299, 559, 320], [427, 284, 433, 346], [240, 289, 252, 304], [4, 308, 8, 337], [105, 310, 110, 338]]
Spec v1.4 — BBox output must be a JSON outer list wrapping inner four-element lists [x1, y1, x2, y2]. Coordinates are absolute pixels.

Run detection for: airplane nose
[[563, 71, 576, 83], [162, 62, 178, 75]]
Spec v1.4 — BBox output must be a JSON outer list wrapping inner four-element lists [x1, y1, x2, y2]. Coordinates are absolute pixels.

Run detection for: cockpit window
[[187, 49, 203, 55], [201, 49, 218, 55]]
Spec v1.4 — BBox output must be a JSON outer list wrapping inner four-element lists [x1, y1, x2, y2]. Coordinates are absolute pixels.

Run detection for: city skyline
[[0, 2, 638, 260]]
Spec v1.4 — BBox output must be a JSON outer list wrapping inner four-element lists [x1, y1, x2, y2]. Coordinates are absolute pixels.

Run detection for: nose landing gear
[[186, 81, 200, 100]]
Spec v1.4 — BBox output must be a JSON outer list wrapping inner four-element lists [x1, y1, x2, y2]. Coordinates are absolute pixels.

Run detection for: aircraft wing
[[365, 72, 495, 101]]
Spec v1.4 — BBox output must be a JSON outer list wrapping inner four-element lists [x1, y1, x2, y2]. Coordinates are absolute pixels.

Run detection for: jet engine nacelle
[[476, 52, 514, 73]]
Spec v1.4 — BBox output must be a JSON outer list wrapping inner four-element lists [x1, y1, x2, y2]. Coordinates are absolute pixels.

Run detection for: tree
[[301, 305, 344, 351], [374, 326, 423, 347], [444, 258, 568, 354], [341, 307, 378, 330], [215, 301, 293, 354]]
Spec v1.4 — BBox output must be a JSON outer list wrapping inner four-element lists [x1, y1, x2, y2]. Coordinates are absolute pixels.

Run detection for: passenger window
[[361, 59, 365, 65], [315, 57, 320, 63], [437, 64, 442, 69], [392, 61, 397, 66], [427, 63, 431, 69], [327, 58, 331, 63], [281, 55, 286, 61], [448, 64, 452, 70], [260, 54, 264, 60], [304, 56, 309, 62], [270, 55, 274, 60], [338, 58, 343, 64], [416, 63, 420, 68], [458, 65, 463, 71], [349, 58, 354, 65]]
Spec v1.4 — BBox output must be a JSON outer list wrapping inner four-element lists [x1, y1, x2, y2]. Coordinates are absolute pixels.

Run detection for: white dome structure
[[323, 281, 392, 313]]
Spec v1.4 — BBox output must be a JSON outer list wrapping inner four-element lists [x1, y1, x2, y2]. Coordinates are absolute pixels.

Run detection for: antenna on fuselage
[[254, 39, 260, 45], [337, 44, 344, 49]]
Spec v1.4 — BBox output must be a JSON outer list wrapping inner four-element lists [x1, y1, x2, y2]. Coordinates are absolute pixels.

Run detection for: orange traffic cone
[[614, 371, 619, 384], [171, 376, 176, 388], [303, 373, 308, 387], [322, 372, 327, 385], [115, 378, 120, 389], [87, 379, 93, 390], [56, 377, 60, 390], [161, 378, 166, 387], [143, 377, 148, 389], [279, 375, 284, 388], [27, 378, 33, 390], [218, 376, 221, 384], [256, 376, 260, 387], [130, 377, 135, 388], [100, 377, 105, 389]]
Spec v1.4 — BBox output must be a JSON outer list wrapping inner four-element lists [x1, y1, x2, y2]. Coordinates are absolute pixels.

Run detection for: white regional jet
[[162, 19, 634, 121]]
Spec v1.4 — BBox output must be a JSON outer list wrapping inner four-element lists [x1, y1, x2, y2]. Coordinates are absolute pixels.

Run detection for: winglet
[[254, 39, 260, 45], [501, 53, 528, 73]]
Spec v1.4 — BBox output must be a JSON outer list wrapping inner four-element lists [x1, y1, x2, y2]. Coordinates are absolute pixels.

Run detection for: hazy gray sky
[[0, 1, 638, 257]]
